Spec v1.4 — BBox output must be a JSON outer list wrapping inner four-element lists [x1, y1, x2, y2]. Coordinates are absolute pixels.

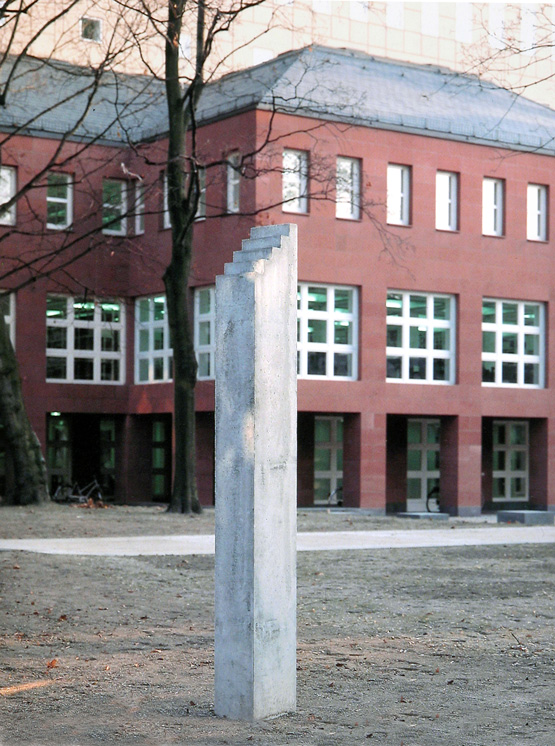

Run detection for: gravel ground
[[1, 504, 554, 746]]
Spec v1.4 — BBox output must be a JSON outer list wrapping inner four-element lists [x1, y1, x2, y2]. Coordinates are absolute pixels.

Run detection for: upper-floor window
[[336, 156, 361, 220], [282, 149, 308, 213], [227, 153, 241, 214], [527, 184, 548, 241], [386, 291, 456, 384], [435, 171, 459, 231], [387, 164, 411, 226], [102, 179, 127, 235], [81, 17, 102, 42], [46, 296, 125, 384], [135, 295, 173, 383], [0, 292, 15, 345], [482, 299, 544, 388], [0, 166, 16, 226], [297, 283, 358, 380], [482, 177, 504, 236], [194, 287, 215, 379], [134, 182, 145, 235], [195, 167, 206, 220], [47, 173, 73, 230]]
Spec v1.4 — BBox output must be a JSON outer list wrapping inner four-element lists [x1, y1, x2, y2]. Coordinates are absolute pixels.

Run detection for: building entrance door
[[406, 418, 440, 512]]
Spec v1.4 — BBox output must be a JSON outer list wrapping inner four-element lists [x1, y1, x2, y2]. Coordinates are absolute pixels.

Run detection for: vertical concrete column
[[441, 416, 482, 516], [214, 224, 297, 720]]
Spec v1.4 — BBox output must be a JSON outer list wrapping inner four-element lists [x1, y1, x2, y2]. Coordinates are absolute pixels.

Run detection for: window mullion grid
[[326, 286, 334, 378]]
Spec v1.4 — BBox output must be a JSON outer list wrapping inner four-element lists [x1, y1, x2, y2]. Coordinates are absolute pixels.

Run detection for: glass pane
[[46, 297, 67, 320], [502, 302, 518, 325], [101, 330, 119, 352], [74, 301, 95, 321], [198, 289, 211, 315], [511, 424, 526, 446], [336, 448, 343, 471], [493, 477, 505, 498], [407, 420, 422, 444], [409, 295, 427, 318], [153, 421, 165, 442], [308, 319, 327, 343], [493, 424, 505, 445], [524, 334, 539, 355], [502, 333, 517, 354], [153, 357, 164, 380], [153, 296, 165, 321], [482, 361, 495, 383], [46, 357, 66, 379], [334, 320, 352, 345], [152, 447, 165, 469], [307, 351, 326, 375], [386, 293, 403, 317], [434, 328, 449, 350], [139, 359, 149, 381], [427, 477, 440, 496], [482, 331, 495, 353], [501, 362, 518, 384], [427, 450, 440, 470], [48, 417, 69, 441], [387, 325, 402, 347], [482, 301, 496, 324], [315, 419, 331, 443], [47, 327, 67, 349], [524, 363, 539, 385], [101, 359, 119, 381], [139, 299, 150, 323], [407, 477, 421, 500], [433, 358, 449, 381], [47, 202, 67, 226], [139, 329, 149, 352], [336, 418, 343, 441], [407, 449, 421, 470], [434, 297, 450, 320], [524, 304, 540, 326], [387, 357, 402, 378], [493, 449, 505, 470], [334, 353, 352, 377], [409, 357, 426, 379], [409, 326, 426, 349], [314, 478, 331, 501], [511, 477, 526, 497], [74, 358, 94, 380], [334, 289, 352, 313], [307, 287, 327, 312], [47, 173, 68, 199], [101, 302, 120, 323], [74, 328, 94, 350], [199, 321, 210, 346], [152, 474, 165, 496], [511, 451, 525, 471], [314, 447, 331, 471], [153, 328, 165, 350], [198, 352, 211, 378], [427, 422, 440, 444]]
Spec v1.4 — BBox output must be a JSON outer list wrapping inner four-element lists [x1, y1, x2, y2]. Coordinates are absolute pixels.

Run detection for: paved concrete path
[[1, 525, 555, 556]]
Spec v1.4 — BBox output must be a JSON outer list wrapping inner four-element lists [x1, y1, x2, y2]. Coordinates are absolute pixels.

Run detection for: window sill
[[435, 227, 459, 234], [386, 221, 411, 228], [336, 215, 362, 222]]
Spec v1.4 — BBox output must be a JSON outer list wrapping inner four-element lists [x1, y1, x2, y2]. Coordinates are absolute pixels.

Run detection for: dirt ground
[[1, 505, 554, 746]]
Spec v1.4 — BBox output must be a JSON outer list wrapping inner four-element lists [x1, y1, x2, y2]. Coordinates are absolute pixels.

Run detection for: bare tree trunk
[[0, 312, 49, 505]]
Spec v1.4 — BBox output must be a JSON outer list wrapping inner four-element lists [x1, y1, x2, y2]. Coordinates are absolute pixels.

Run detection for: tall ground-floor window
[[407, 418, 440, 511], [152, 418, 171, 502], [314, 416, 343, 504], [492, 420, 528, 503]]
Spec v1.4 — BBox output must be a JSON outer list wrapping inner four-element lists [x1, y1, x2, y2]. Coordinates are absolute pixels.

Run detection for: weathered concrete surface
[[497, 509, 555, 525], [214, 224, 298, 721]]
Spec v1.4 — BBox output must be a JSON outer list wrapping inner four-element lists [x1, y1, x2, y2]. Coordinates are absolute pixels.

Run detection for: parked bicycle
[[53, 477, 103, 505], [426, 484, 441, 513]]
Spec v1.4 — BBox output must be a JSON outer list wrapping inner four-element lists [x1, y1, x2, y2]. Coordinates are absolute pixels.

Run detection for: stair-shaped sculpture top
[[224, 224, 297, 276]]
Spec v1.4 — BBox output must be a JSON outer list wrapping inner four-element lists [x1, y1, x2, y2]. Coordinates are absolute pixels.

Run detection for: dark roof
[[198, 45, 555, 155], [1, 47, 555, 154]]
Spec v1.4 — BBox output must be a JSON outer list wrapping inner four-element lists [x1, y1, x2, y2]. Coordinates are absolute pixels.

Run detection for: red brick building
[[2, 47, 555, 515]]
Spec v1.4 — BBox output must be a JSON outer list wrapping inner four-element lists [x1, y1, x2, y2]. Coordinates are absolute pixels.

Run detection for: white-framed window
[[386, 1, 404, 29], [46, 296, 125, 384], [226, 153, 241, 214], [46, 173, 73, 230], [407, 418, 440, 512], [421, 3, 439, 36], [81, 17, 102, 42], [456, 2, 473, 43], [482, 299, 544, 387], [387, 164, 411, 226], [386, 291, 456, 384], [492, 420, 529, 502], [195, 167, 206, 221], [134, 182, 145, 235], [194, 287, 215, 379], [314, 416, 343, 505], [162, 172, 170, 229], [0, 292, 15, 346], [297, 283, 358, 380], [482, 177, 504, 236], [435, 171, 458, 231], [0, 166, 16, 226], [488, 3, 506, 50], [135, 295, 173, 383], [336, 156, 361, 220], [527, 183, 548, 241], [102, 179, 127, 235], [282, 149, 308, 213]]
